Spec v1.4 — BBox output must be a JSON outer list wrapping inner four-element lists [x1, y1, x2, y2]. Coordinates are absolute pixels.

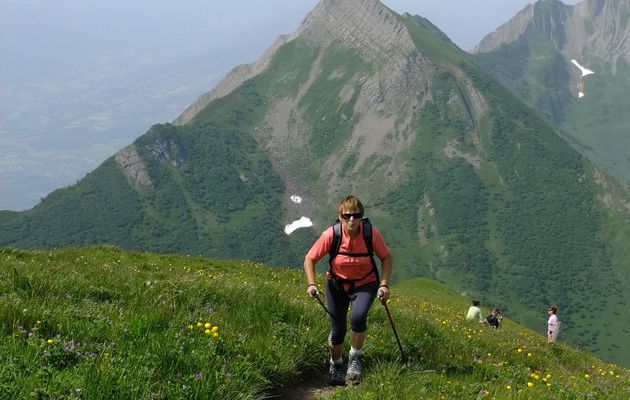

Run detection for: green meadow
[[1, 247, 627, 399]]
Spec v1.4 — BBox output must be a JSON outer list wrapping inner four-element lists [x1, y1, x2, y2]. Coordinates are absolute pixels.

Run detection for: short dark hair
[[472, 300, 480, 306], [549, 306, 557, 314]]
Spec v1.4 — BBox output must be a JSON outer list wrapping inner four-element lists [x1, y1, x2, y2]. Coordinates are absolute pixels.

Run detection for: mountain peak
[[473, 0, 570, 54], [474, 0, 630, 69], [174, 0, 417, 125], [297, 0, 415, 56]]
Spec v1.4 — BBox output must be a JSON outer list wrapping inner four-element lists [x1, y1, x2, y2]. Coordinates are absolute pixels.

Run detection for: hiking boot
[[329, 360, 345, 386], [346, 353, 363, 382]]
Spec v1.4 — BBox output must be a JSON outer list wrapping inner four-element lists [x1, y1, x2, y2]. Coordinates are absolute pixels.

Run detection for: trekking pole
[[378, 290, 405, 361], [311, 288, 334, 318]]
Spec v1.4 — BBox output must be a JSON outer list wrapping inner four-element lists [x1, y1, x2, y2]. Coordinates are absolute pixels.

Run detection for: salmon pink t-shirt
[[306, 222, 391, 288]]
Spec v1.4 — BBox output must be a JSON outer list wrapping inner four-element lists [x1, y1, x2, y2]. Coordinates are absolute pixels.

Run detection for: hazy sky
[[0, 0, 582, 210]]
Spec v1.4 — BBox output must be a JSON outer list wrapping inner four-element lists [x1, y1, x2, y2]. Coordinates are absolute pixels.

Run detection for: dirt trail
[[269, 369, 339, 400]]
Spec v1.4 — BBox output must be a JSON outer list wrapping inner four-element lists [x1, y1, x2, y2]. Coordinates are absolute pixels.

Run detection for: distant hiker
[[547, 306, 560, 344], [304, 195, 393, 386], [466, 300, 483, 322], [481, 307, 502, 329]]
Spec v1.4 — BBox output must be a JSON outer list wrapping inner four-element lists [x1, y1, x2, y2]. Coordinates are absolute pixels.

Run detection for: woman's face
[[339, 208, 362, 235]]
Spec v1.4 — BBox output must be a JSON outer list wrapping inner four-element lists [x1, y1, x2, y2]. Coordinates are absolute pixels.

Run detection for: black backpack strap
[[328, 219, 342, 264], [362, 218, 374, 256], [361, 218, 380, 283]]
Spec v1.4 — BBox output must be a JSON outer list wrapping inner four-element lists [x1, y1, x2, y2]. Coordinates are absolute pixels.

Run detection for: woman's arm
[[378, 254, 393, 300], [304, 256, 318, 296]]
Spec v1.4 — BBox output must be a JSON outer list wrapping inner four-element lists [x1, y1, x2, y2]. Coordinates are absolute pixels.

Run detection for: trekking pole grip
[[378, 290, 385, 304]]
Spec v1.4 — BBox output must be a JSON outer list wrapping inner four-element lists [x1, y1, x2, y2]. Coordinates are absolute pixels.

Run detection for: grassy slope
[[1, 247, 627, 399]]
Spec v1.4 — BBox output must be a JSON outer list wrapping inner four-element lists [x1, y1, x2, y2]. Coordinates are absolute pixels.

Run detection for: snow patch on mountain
[[571, 59, 594, 77], [284, 217, 313, 235], [570, 59, 594, 99]]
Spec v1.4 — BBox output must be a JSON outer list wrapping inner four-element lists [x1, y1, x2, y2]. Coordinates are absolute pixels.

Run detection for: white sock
[[349, 347, 363, 357], [330, 357, 343, 366]]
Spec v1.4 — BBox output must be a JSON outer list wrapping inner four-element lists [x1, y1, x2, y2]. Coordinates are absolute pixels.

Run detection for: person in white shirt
[[466, 300, 483, 322], [547, 306, 560, 344]]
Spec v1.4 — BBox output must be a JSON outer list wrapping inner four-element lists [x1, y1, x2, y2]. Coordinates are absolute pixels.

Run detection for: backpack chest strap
[[337, 251, 372, 258]]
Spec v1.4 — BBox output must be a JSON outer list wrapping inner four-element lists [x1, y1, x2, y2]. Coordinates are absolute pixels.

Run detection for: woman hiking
[[304, 195, 393, 386]]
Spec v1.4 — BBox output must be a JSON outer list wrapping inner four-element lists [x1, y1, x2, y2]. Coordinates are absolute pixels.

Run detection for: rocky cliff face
[[474, 0, 630, 74], [297, 0, 415, 57], [115, 145, 152, 187], [567, 0, 630, 73], [473, 4, 536, 53]]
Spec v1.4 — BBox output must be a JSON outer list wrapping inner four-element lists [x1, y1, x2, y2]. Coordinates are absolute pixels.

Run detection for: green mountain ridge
[[1, 0, 629, 367], [473, 0, 630, 181], [1, 246, 628, 399]]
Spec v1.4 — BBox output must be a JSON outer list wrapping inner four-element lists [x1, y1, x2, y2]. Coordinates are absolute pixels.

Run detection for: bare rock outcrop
[[115, 145, 152, 187], [297, 0, 415, 57], [473, 5, 535, 54], [474, 0, 630, 75]]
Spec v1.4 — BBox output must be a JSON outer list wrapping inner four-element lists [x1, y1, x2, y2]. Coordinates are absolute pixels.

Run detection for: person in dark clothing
[[481, 307, 502, 329]]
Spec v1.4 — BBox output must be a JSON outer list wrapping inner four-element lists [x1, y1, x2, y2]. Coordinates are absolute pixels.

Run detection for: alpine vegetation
[[1, 247, 628, 399]]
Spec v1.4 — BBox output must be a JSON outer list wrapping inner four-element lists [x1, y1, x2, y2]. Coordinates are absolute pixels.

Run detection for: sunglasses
[[340, 212, 363, 220]]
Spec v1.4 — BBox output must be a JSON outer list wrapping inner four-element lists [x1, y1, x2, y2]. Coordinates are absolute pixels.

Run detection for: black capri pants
[[326, 280, 379, 345]]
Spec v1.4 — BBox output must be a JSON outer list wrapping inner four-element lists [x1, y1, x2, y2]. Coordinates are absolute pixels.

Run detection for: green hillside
[[0, 247, 627, 399], [0, 122, 317, 266]]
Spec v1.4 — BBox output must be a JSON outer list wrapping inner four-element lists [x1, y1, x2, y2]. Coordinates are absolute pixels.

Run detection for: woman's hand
[[307, 283, 318, 297], [378, 285, 390, 302]]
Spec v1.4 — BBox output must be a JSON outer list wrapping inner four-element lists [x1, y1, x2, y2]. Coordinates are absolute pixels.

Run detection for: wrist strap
[[379, 284, 389, 289], [307, 283, 317, 287]]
